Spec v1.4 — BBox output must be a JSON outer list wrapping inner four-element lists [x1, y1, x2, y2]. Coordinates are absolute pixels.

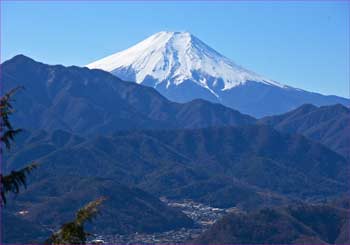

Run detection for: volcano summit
[[87, 31, 348, 117]]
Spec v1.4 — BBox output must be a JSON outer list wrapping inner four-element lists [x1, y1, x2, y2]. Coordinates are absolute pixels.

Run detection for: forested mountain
[[260, 104, 350, 158], [3, 174, 194, 243], [2, 55, 255, 135], [194, 203, 350, 244], [2, 54, 349, 244], [4, 124, 348, 243]]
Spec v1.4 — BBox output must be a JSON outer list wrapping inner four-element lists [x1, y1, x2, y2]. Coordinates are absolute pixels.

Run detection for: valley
[[89, 198, 241, 244]]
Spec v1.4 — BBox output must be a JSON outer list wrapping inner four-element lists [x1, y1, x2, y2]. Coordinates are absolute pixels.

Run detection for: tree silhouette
[[0, 86, 37, 205], [46, 197, 106, 244]]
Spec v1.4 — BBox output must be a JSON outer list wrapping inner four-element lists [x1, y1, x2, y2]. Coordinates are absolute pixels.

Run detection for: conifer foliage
[[0, 87, 37, 205], [46, 197, 106, 244]]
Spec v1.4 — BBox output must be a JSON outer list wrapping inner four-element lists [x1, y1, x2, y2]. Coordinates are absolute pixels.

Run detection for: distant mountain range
[[2, 55, 255, 135], [4, 55, 349, 153], [2, 54, 349, 244], [3, 55, 349, 204], [260, 104, 350, 158], [87, 31, 349, 117], [4, 124, 348, 242]]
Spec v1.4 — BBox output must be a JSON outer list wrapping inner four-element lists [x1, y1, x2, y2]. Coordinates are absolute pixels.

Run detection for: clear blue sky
[[1, 1, 349, 97]]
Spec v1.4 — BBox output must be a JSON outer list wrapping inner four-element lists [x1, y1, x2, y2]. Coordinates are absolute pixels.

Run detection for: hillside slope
[[6, 126, 349, 210], [260, 104, 350, 158], [2, 55, 255, 135], [194, 204, 350, 244]]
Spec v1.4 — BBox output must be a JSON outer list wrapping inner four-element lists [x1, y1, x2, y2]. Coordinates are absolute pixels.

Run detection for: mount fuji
[[87, 31, 349, 117]]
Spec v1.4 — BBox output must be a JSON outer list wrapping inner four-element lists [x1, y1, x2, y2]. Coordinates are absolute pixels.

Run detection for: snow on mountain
[[87, 31, 284, 96], [87, 31, 349, 117]]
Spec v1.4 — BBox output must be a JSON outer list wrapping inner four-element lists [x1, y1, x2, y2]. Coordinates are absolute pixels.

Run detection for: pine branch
[[0, 163, 38, 205], [46, 197, 106, 244], [0, 86, 23, 150], [75, 197, 106, 226], [1, 128, 22, 150]]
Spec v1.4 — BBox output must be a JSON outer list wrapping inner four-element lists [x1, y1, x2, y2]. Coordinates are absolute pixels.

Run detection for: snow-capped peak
[[87, 31, 285, 92]]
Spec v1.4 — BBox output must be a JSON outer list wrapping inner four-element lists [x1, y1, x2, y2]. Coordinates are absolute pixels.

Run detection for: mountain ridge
[[260, 103, 350, 158], [6, 125, 349, 209], [2, 54, 256, 135]]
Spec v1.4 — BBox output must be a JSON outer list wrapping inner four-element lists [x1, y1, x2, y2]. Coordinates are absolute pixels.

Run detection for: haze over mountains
[[4, 126, 349, 242], [3, 55, 255, 135], [4, 55, 348, 158], [2, 53, 349, 244], [87, 31, 349, 117]]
